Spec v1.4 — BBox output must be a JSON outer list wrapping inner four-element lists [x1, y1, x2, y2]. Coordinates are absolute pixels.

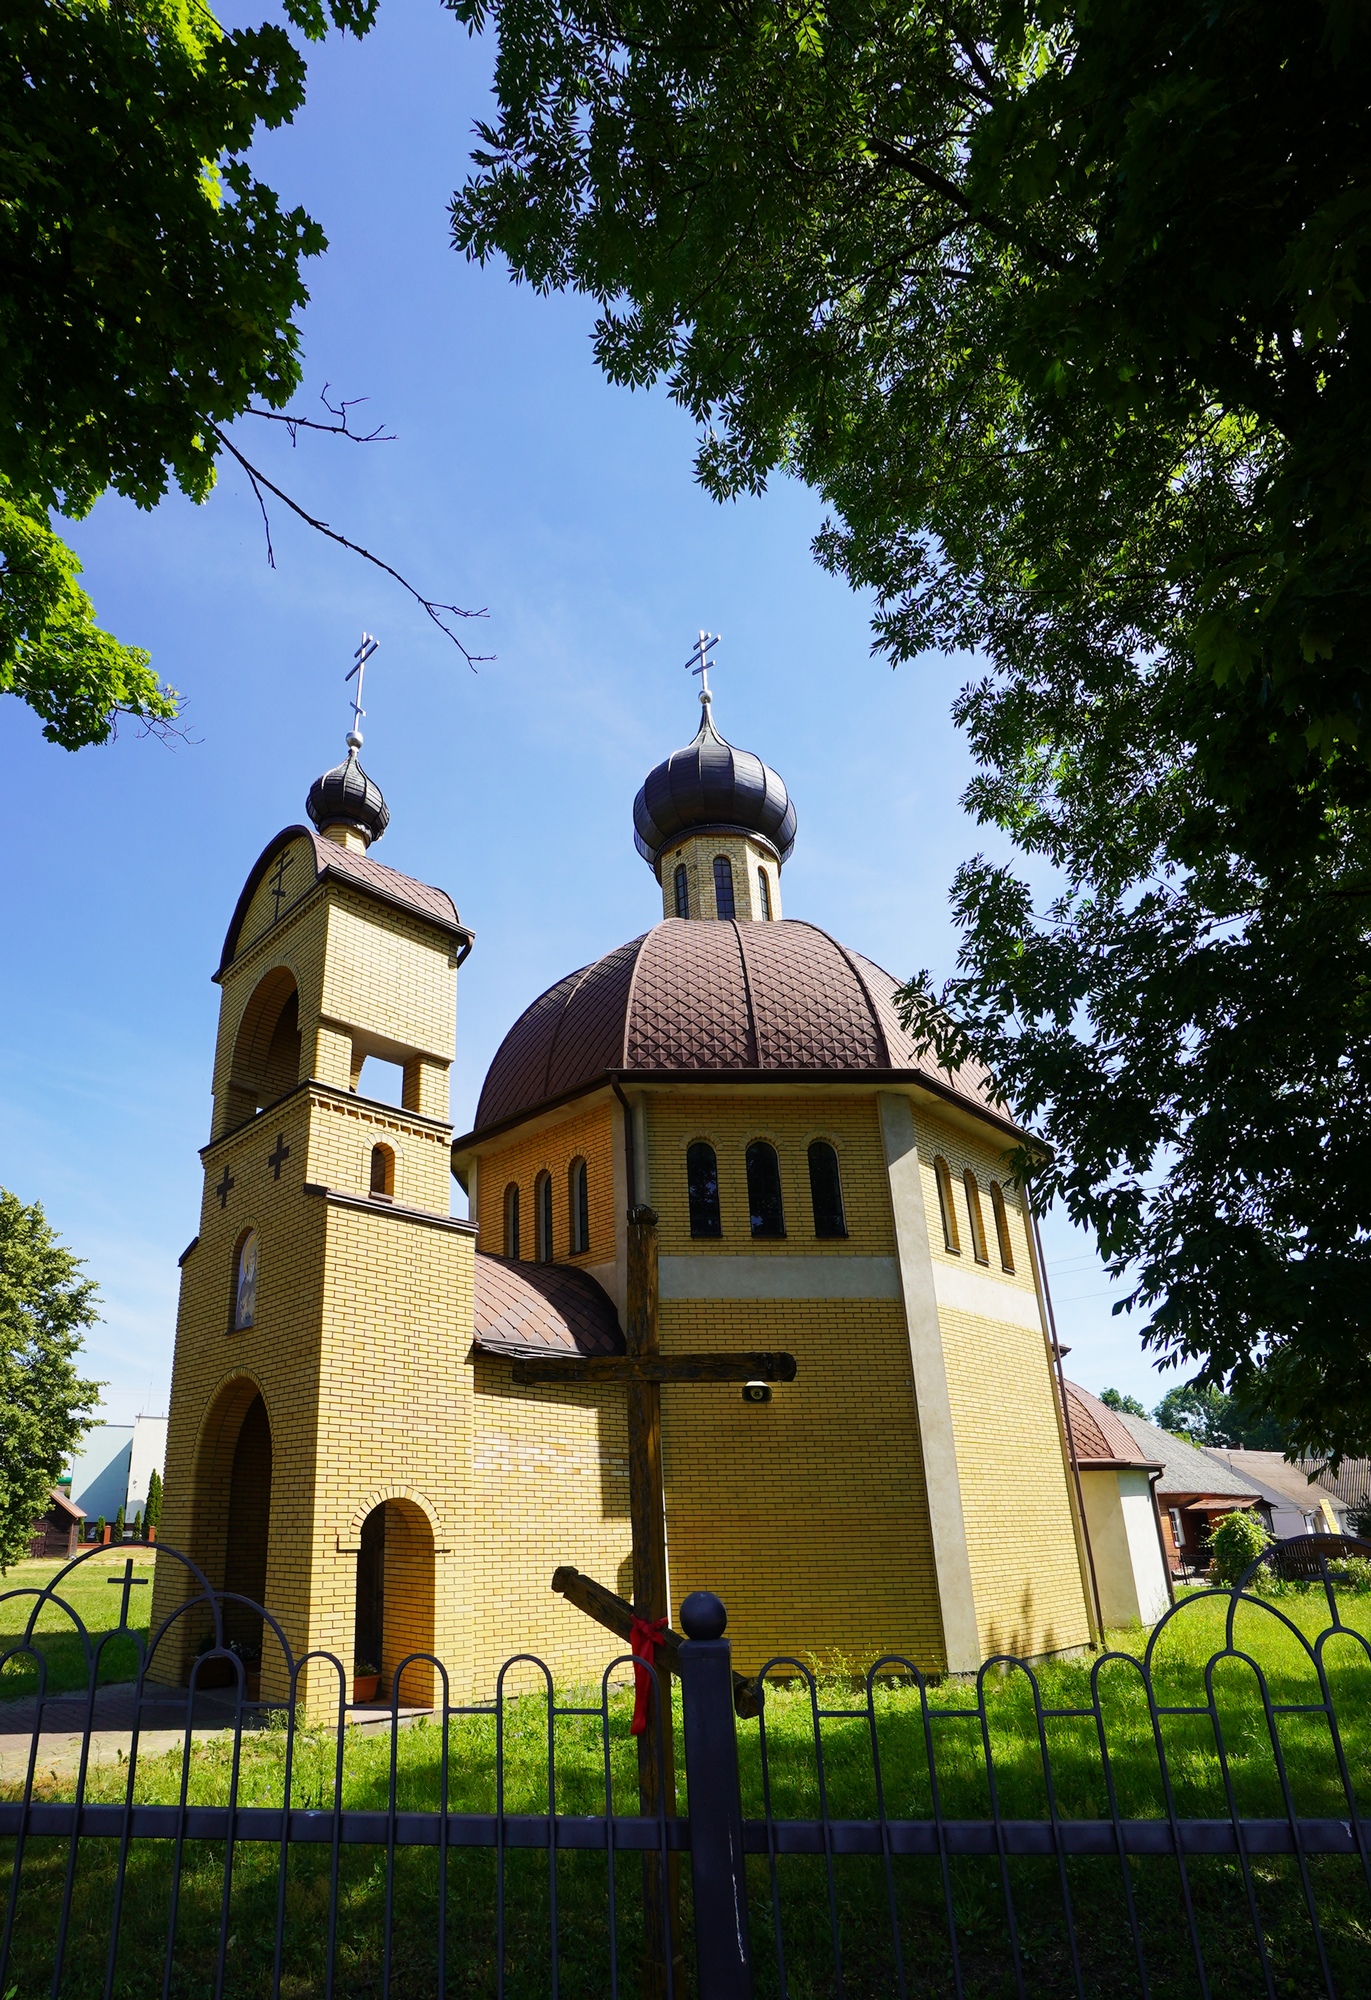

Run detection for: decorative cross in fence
[[511, 1204, 795, 1997], [106, 1558, 149, 1631]]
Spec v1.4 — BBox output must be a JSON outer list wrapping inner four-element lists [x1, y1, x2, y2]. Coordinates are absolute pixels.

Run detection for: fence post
[[677, 1591, 753, 2000]]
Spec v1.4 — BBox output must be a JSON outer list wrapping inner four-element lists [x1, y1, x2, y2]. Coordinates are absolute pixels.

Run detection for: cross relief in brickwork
[[214, 1164, 235, 1210], [267, 849, 294, 920], [266, 1134, 291, 1181]]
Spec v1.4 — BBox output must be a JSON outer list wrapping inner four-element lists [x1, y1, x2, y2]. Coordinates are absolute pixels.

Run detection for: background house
[[28, 1491, 85, 1560], [1063, 1382, 1171, 1627], [1204, 1450, 1347, 1539], [69, 1416, 167, 1529], [1115, 1412, 1263, 1578]]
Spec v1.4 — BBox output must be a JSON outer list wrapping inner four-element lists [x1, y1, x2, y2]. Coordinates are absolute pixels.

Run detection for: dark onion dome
[[306, 743, 390, 848], [633, 698, 796, 874], [460, 918, 1016, 1143]]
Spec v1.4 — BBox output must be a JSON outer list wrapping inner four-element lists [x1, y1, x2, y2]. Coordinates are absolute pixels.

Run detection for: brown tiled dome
[[473, 1254, 622, 1358], [468, 918, 1012, 1139]]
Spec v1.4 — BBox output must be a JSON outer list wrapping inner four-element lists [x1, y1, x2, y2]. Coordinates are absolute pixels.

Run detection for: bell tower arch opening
[[224, 967, 301, 1132], [188, 1378, 274, 1664]]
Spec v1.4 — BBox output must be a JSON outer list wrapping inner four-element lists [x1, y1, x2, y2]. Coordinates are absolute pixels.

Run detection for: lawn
[[0, 1549, 155, 1698], [0, 1568, 1367, 1996]]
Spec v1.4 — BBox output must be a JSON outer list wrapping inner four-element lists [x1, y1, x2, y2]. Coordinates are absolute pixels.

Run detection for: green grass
[[0, 1571, 1368, 1995], [0, 1551, 156, 1699]]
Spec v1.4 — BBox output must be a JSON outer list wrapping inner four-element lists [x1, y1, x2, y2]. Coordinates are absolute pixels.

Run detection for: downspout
[[611, 1076, 638, 1213], [1027, 1198, 1106, 1648], [1149, 1468, 1176, 1609]]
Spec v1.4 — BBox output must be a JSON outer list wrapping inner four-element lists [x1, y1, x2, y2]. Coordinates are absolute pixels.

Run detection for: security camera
[[741, 1382, 772, 1405]]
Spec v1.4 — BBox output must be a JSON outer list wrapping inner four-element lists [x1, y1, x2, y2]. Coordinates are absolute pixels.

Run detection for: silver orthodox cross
[[344, 632, 379, 746], [683, 629, 722, 699]]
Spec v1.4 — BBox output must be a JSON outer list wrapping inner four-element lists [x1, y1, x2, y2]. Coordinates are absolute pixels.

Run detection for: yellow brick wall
[[656, 832, 782, 923], [475, 1103, 616, 1264], [304, 1089, 452, 1215], [912, 1107, 1090, 1660], [234, 833, 318, 959], [646, 1092, 895, 1257], [320, 894, 458, 1065]]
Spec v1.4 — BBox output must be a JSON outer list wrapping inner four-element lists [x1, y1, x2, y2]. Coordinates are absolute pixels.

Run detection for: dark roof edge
[[202, 1078, 453, 1162], [217, 825, 470, 979], [643, 823, 784, 880], [453, 1065, 1035, 1156], [303, 1183, 478, 1234]]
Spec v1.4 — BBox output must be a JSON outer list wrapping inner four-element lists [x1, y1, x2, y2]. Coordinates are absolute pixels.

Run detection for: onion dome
[[633, 694, 796, 874], [306, 737, 390, 849]]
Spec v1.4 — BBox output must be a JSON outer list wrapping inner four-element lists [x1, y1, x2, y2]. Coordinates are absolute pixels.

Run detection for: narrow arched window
[[686, 1143, 721, 1238], [568, 1157, 590, 1253], [746, 1141, 785, 1238], [536, 1171, 553, 1261], [933, 1157, 960, 1254], [990, 1182, 1016, 1273], [964, 1171, 989, 1264], [369, 1143, 394, 1200], [504, 1183, 520, 1260], [757, 868, 772, 920], [232, 1230, 258, 1331], [808, 1141, 846, 1238], [713, 855, 735, 920], [674, 863, 689, 918]]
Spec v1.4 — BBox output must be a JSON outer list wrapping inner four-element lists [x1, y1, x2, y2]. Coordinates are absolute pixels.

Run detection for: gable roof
[[1116, 1412, 1262, 1500], [46, 1488, 85, 1522], [219, 825, 468, 976], [1205, 1450, 1350, 1518]]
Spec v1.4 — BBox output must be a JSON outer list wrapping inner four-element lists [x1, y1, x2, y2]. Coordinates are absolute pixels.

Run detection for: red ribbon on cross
[[628, 1615, 668, 1736]]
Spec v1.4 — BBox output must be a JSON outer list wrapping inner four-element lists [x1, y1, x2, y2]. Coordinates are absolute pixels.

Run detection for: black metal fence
[[0, 1541, 1368, 1998]]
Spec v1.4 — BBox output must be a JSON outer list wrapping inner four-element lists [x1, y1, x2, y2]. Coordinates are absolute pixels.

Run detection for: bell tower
[[153, 713, 477, 1707]]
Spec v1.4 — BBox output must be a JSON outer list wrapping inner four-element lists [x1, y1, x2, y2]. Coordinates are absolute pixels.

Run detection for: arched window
[[713, 855, 735, 920], [535, 1170, 553, 1261], [933, 1157, 960, 1254], [232, 1229, 258, 1330], [504, 1183, 520, 1260], [686, 1143, 722, 1238], [369, 1143, 394, 1200], [807, 1141, 847, 1238], [568, 1158, 590, 1254], [757, 868, 772, 920], [746, 1141, 785, 1238], [990, 1182, 1016, 1273], [674, 864, 689, 919], [963, 1171, 989, 1264]]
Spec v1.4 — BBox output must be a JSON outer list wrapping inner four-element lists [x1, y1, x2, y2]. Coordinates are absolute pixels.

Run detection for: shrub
[[1208, 1509, 1273, 1584]]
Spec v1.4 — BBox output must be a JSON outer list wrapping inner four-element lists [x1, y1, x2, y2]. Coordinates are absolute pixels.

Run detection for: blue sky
[[0, 0, 1172, 1422]]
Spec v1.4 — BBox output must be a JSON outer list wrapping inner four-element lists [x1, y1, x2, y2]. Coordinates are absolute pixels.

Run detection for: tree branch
[[243, 382, 395, 446], [208, 423, 490, 666]]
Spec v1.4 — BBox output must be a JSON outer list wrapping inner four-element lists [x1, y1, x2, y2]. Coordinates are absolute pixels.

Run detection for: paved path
[[0, 1685, 433, 1788]]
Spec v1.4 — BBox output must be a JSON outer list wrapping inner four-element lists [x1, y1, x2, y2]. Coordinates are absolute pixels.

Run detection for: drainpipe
[[610, 1076, 638, 1213], [1027, 1199, 1106, 1648]]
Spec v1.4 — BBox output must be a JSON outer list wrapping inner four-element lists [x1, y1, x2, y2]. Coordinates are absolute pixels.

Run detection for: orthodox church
[[153, 655, 1097, 1703]]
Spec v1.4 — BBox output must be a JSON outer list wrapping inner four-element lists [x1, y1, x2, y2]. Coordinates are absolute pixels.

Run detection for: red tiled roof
[[1063, 1382, 1162, 1468], [220, 825, 465, 974], [472, 1252, 623, 1359], [470, 919, 1012, 1138]]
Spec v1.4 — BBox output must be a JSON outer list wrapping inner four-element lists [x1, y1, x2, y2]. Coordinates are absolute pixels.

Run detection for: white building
[[1064, 1382, 1172, 1629], [69, 1416, 167, 1527]]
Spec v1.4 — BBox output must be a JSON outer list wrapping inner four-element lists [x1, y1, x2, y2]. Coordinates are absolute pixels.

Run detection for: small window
[[568, 1157, 590, 1253], [963, 1171, 989, 1264], [746, 1141, 785, 1238], [232, 1230, 258, 1331], [686, 1142, 722, 1238], [933, 1157, 960, 1254], [535, 1171, 553, 1262], [674, 863, 689, 919], [1169, 1508, 1185, 1549], [990, 1182, 1015, 1272], [807, 1140, 847, 1238], [713, 855, 735, 920], [369, 1144, 394, 1200], [757, 868, 772, 920], [504, 1183, 520, 1260]]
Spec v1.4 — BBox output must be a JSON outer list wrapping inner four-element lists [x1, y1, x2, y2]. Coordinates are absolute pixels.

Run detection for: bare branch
[[208, 422, 490, 666], [243, 383, 395, 447]]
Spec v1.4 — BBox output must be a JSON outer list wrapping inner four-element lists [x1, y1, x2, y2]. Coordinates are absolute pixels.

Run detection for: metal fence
[[0, 1540, 1367, 1998]]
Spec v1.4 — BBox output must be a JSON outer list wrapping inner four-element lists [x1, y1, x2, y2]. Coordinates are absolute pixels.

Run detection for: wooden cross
[[266, 1134, 291, 1181], [511, 1204, 795, 1997], [214, 1164, 235, 1210]]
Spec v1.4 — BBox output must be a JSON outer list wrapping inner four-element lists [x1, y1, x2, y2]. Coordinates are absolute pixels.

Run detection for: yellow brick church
[[154, 660, 1097, 1702]]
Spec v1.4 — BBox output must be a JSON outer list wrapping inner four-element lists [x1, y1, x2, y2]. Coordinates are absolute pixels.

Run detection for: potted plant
[[353, 1657, 380, 1704]]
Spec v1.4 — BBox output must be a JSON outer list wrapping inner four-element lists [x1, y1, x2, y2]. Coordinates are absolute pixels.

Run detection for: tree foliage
[[1099, 1388, 1147, 1420], [0, 1191, 102, 1572], [1152, 1381, 1289, 1452], [451, 0, 1371, 1458], [1207, 1508, 1273, 1587], [1, 0, 375, 745]]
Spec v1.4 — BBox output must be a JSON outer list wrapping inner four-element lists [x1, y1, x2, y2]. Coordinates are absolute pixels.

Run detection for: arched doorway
[[224, 967, 301, 1131], [222, 1393, 272, 1655], [353, 1499, 435, 1706]]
